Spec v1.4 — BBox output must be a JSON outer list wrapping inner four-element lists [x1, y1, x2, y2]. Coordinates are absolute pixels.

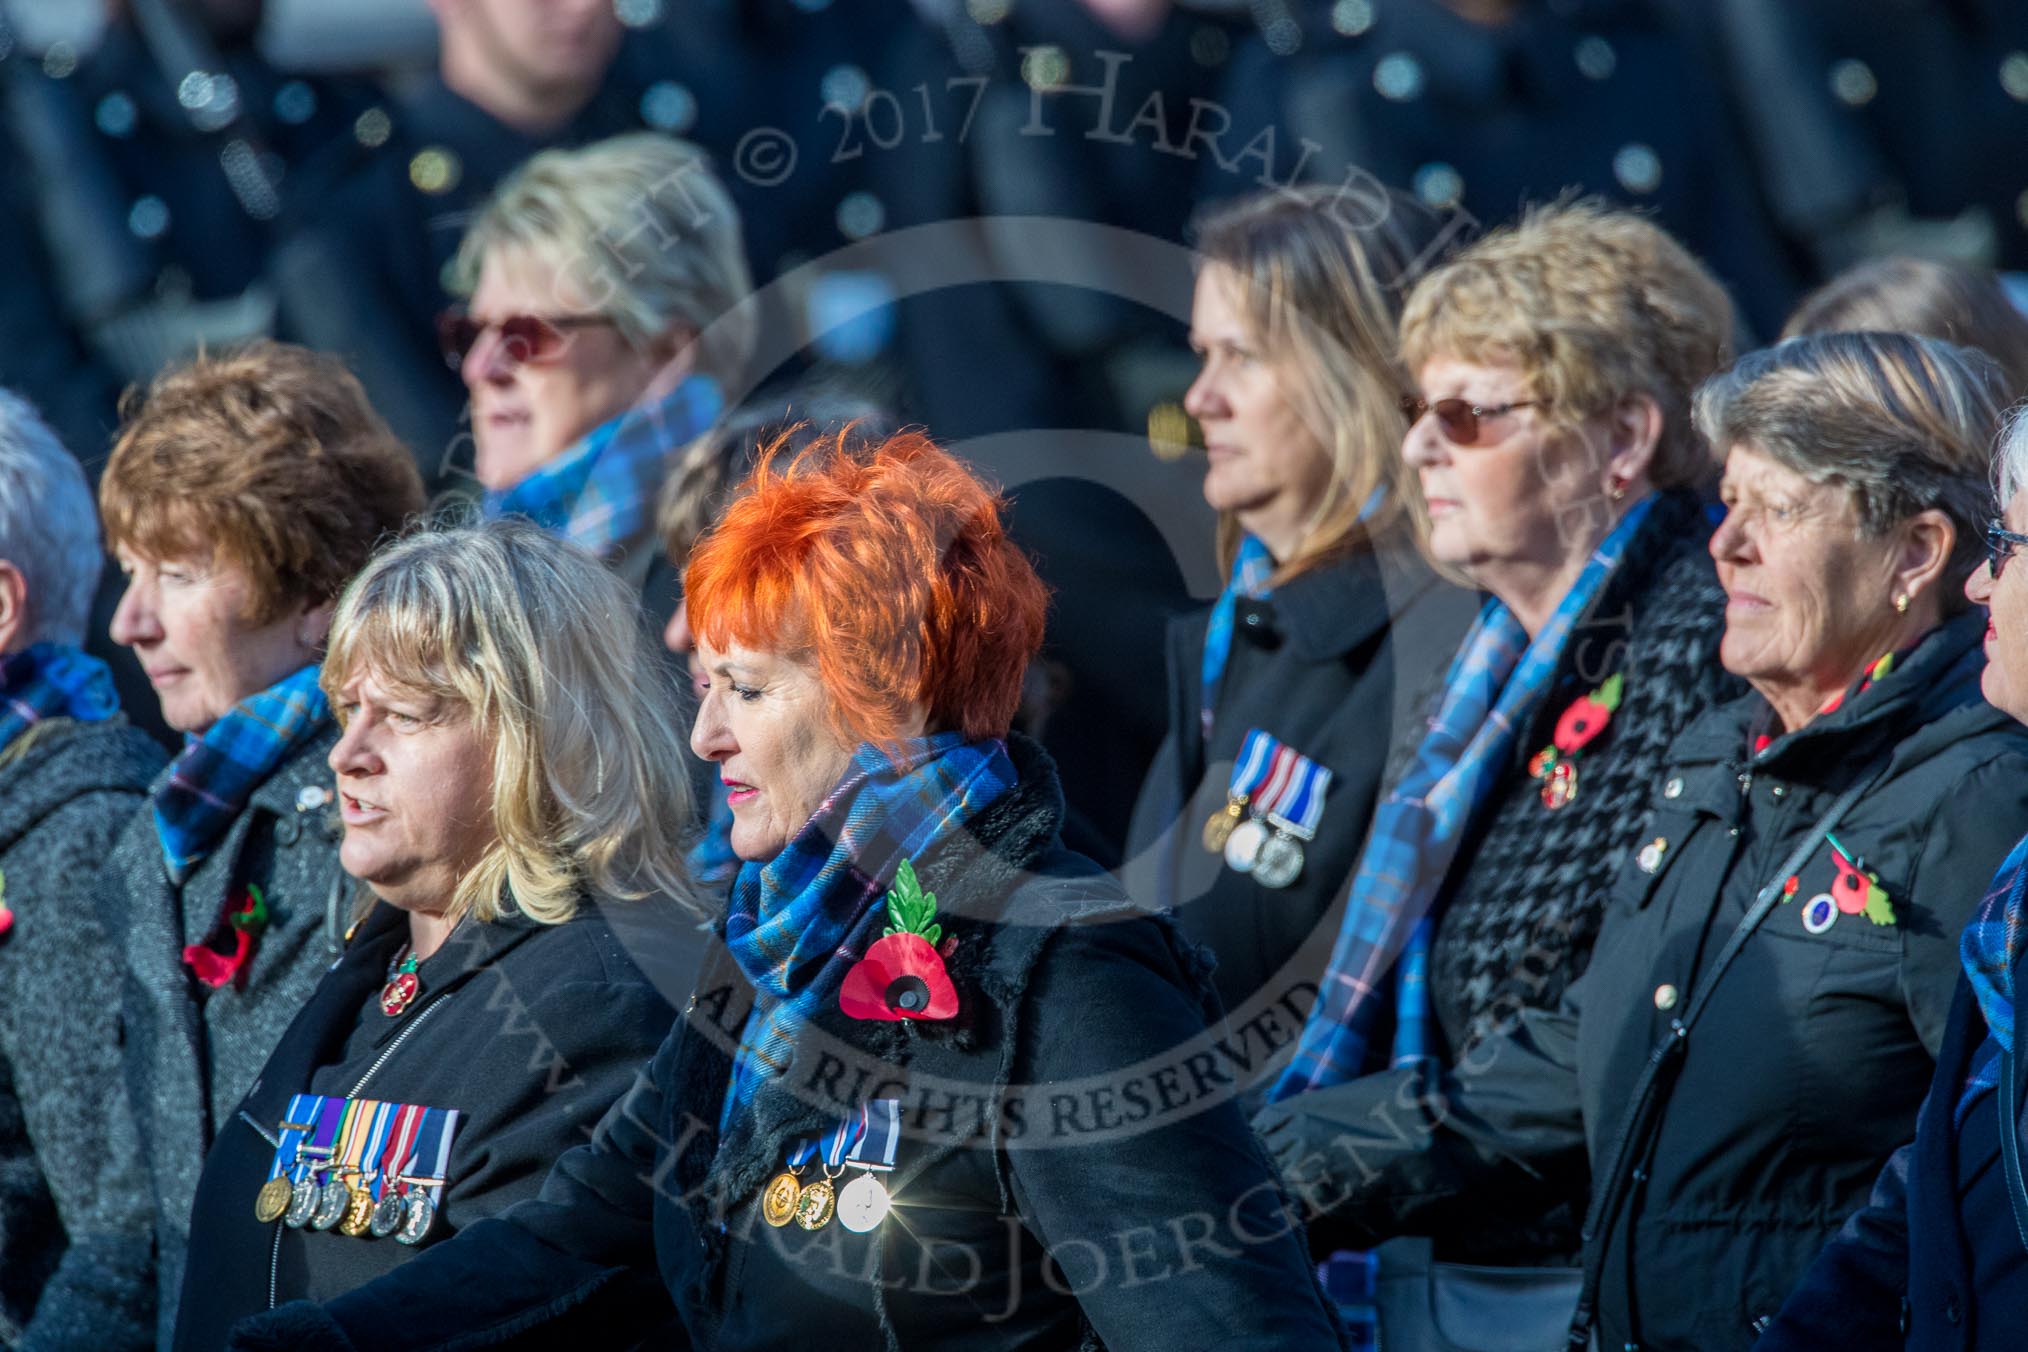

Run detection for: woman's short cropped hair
[[99, 341, 424, 623], [323, 518, 697, 926], [684, 431, 1049, 747], [1783, 255, 2028, 399], [1694, 330, 2008, 605], [0, 389, 100, 645], [452, 132, 756, 389], [1399, 200, 1735, 490]]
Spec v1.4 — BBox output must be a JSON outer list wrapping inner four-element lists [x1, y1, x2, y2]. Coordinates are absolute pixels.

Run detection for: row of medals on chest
[[253, 1140, 440, 1244], [247, 949, 438, 1239], [1202, 790, 1309, 888], [763, 1158, 892, 1234]]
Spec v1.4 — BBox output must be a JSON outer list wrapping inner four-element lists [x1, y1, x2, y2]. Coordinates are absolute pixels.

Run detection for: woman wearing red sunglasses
[[441, 132, 754, 595]]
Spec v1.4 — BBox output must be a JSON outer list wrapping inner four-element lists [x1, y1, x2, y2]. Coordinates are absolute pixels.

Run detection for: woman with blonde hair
[[1127, 183, 1474, 1022], [445, 131, 753, 593], [169, 520, 693, 1349], [1257, 202, 1743, 1344]]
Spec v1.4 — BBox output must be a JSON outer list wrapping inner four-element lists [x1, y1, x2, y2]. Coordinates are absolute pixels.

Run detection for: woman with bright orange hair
[[230, 431, 1346, 1350]]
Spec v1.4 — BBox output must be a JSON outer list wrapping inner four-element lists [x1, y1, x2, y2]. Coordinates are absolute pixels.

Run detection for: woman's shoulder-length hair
[[683, 429, 1049, 749], [323, 517, 698, 926]]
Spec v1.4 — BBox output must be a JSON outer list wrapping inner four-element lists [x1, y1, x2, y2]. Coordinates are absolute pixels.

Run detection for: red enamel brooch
[[1529, 673, 1624, 810], [840, 859, 959, 1022]]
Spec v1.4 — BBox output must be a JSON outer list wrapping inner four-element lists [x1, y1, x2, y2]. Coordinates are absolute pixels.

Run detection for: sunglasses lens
[[1432, 399, 1481, 445], [497, 316, 565, 365]]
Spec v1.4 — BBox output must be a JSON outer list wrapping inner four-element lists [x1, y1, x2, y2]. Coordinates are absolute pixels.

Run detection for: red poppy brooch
[[1529, 673, 1624, 810], [840, 859, 959, 1022], [182, 884, 269, 989]]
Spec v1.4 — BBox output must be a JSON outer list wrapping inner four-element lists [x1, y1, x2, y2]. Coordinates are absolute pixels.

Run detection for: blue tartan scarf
[[0, 642, 118, 755], [718, 732, 1018, 1139], [481, 374, 722, 563], [1201, 534, 1276, 738], [153, 664, 330, 885], [1271, 494, 1657, 1100], [1958, 833, 2028, 1124]]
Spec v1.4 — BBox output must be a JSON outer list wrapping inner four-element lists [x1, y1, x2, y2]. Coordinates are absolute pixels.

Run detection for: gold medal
[[1201, 793, 1247, 853], [762, 1171, 803, 1227], [339, 1183, 376, 1237], [794, 1176, 837, 1230], [254, 1175, 293, 1224]]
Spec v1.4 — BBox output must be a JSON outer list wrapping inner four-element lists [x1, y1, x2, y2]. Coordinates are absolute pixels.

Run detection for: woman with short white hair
[[169, 520, 697, 1349], [0, 389, 166, 1351], [443, 131, 755, 592]]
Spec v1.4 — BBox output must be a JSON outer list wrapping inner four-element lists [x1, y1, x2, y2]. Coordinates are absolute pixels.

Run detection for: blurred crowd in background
[[6, 0, 2028, 831]]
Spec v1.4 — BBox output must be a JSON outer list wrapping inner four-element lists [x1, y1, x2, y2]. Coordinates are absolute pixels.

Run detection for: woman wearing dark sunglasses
[[1762, 405, 2028, 1350], [1265, 330, 2028, 1352], [1253, 202, 1741, 1345], [1124, 185, 1476, 1037], [442, 132, 753, 594]]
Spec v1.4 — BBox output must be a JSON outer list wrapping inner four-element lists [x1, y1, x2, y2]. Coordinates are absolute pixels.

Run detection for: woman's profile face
[[108, 547, 324, 734], [1968, 486, 2028, 722], [1183, 265, 1334, 540], [1710, 444, 1904, 694], [461, 249, 668, 494], [327, 668, 498, 914], [1404, 353, 1601, 584], [689, 637, 857, 862]]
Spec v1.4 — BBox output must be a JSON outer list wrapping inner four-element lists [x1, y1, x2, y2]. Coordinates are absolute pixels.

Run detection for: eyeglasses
[[436, 309, 616, 369], [1399, 394, 1546, 446], [1987, 520, 2028, 579]]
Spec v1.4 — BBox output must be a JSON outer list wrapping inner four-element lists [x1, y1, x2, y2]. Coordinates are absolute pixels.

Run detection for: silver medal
[[283, 1176, 318, 1228], [837, 1172, 892, 1234], [370, 1189, 408, 1238], [309, 1177, 350, 1230], [1223, 818, 1268, 873], [1252, 831, 1305, 889], [396, 1189, 436, 1246]]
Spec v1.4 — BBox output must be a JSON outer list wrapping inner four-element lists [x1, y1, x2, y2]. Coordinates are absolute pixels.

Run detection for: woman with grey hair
[[169, 519, 694, 1349], [443, 131, 755, 593], [0, 388, 165, 1350], [1256, 331, 2028, 1351], [1763, 406, 2028, 1348]]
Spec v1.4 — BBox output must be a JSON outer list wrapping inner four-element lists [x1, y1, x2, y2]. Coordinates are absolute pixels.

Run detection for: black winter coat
[[0, 718, 163, 1351], [230, 739, 1348, 1351], [1757, 942, 2028, 1350], [1254, 610, 2028, 1352], [171, 895, 682, 1350], [1126, 529, 1475, 1022]]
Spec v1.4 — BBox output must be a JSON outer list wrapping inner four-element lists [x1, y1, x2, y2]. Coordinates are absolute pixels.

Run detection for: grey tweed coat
[[96, 723, 348, 1347], [0, 717, 163, 1352]]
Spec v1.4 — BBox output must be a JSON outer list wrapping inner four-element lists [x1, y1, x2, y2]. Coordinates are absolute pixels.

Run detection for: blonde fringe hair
[[323, 519, 697, 927], [1192, 185, 1439, 582], [1399, 199, 1735, 492], [451, 132, 756, 389]]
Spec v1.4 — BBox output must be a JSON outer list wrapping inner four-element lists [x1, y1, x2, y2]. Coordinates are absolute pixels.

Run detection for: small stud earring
[[1894, 592, 1910, 614]]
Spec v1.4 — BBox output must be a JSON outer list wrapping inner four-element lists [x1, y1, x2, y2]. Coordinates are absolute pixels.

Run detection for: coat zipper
[[268, 993, 457, 1309]]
